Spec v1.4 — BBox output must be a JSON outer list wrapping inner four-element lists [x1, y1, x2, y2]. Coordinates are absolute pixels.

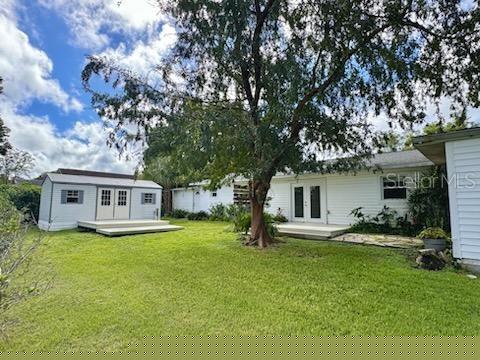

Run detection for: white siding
[[172, 189, 194, 212], [268, 170, 417, 225], [172, 186, 234, 212], [130, 188, 162, 220], [38, 178, 52, 223], [47, 183, 97, 230], [446, 138, 480, 261], [265, 182, 291, 219]]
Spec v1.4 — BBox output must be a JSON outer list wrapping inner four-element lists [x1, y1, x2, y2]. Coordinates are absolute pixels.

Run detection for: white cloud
[[0, 4, 83, 112], [100, 22, 176, 76], [0, 103, 138, 176], [38, 0, 165, 50]]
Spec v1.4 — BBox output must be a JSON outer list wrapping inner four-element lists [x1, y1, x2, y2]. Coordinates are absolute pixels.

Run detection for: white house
[[414, 127, 480, 271], [172, 150, 434, 224], [38, 169, 163, 231]]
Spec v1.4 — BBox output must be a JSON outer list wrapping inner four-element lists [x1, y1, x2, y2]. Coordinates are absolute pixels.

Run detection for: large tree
[[83, 0, 480, 247]]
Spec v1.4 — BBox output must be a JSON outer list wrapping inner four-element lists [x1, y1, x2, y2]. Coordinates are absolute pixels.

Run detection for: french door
[[96, 188, 130, 220], [292, 180, 327, 223]]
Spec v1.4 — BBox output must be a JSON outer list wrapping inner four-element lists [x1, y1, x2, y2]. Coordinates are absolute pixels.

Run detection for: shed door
[[114, 189, 130, 220], [96, 188, 114, 220]]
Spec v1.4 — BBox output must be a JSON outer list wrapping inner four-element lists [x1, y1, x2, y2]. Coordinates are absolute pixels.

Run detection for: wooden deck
[[78, 220, 183, 236], [276, 222, 349, 240]]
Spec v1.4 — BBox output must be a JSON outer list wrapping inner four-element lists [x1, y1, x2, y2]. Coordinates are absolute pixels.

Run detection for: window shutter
[[141, 193, 145, 204], [78, 190, 84, 204], [152, 193, 156, 205], [61, 190, 67, 204]]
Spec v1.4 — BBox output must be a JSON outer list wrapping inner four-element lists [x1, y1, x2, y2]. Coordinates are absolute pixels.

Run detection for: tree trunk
[[248, 177, 273, 248], [163, 188, 173, 215]]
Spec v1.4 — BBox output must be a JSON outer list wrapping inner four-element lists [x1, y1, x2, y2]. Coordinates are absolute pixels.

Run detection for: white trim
[[445, 142, 462, 258]]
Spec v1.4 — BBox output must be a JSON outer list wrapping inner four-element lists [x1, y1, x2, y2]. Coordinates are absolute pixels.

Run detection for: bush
[[272, 208, 288, 223], [187, 211, 209, 220], [233, 212, 278, 238], [209, 203, 229, 221], [408, 166, 450, 230], [418, 227, 449, 240], [349, 205, 420, 237], [0, 183, 41, 222], [170, 209, 189, 218]]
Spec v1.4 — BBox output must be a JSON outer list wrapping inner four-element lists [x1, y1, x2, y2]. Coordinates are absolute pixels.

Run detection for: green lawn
[[2, 220, 480, 350]]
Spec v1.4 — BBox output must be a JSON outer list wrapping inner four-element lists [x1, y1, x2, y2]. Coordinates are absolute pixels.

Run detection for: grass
[[2, 220, 480, 351]]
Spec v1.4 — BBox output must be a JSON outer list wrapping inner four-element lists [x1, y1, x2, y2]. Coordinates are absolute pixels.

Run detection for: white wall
[[267, 170, 419, 225], [38, 177, 52, 223], [446, 138, 480, 261], [172, 188, 194, 212], [130, 188, 162, 220], [172, 186, 234, 212], [44, 183, 97, 230]]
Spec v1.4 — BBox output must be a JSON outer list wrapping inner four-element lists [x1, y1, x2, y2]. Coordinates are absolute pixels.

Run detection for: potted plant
[[417, 227, 449, 251]]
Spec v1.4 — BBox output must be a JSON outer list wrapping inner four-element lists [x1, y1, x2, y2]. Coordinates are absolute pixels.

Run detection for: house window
[[382, 177, 407, 199], [143, 193, 154, 204], [117, 190, 127, 206], [101, 190, 111, 206], [66, 190, 79, 203], [211, 192, 217, 197]]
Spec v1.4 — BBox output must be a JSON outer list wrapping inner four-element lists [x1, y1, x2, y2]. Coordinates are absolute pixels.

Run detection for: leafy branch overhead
[[82, 0, 480, 247]]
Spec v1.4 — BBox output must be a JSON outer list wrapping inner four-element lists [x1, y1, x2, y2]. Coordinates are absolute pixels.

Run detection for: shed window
[[117, 190, 127, 206], [143, 193, 154, 204], [382, 177, 407, 199], [101, 190, 111, 206], [66, 190, 80, 203], [211, 192, 217, 197]]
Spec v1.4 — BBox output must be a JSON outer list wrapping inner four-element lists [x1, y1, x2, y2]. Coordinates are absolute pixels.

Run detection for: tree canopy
[[83, 0, 480, 247]]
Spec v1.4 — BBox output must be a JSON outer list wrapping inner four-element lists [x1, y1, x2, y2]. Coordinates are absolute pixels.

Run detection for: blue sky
[[0, 0, 175, 176]]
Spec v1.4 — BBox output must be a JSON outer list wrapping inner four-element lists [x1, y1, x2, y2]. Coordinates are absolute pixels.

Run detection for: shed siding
[[268, 171, 417, 225], [39, 178, 52, 223], [48, 183, 97, 230], [446, 138, 480, 260], [130, 188, 162, 220]]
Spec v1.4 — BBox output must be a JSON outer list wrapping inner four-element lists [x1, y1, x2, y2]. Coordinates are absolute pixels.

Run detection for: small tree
[[0, 148, 34, 184], [0, 196, 49, 333], [83, 0, 480, 247], [0, 77, 11, 156]]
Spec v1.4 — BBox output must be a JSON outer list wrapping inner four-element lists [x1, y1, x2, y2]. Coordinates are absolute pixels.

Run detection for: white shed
[[38, 169, 163, 231], [414, 127, 480, 272]]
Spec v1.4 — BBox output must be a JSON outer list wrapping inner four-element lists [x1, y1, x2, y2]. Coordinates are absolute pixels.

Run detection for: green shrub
[[0, 183, 41, 222], [233, 212, 278, 238], [226, 204, 249, 220], [0, 194, 21, 233], [349, 205, 420, 237], [272, 208, 288, 223], [170, 209, 189, 218], [187, 211, 209, 220], [408, 166, 450, 230], [209, 203, 228, 221], [417, 227, 449, 240]]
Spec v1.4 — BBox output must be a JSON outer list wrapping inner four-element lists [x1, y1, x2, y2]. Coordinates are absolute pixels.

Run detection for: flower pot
[[422, 238, 446, 252]]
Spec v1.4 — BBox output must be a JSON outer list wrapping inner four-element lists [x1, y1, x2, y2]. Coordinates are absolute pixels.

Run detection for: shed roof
[[46, 173, 162, 189]]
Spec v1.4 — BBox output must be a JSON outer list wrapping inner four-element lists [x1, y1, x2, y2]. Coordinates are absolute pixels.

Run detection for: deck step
[[96, 224, 184, 236], [276, 224, 348, 240], [78, 220, 169, 230]]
